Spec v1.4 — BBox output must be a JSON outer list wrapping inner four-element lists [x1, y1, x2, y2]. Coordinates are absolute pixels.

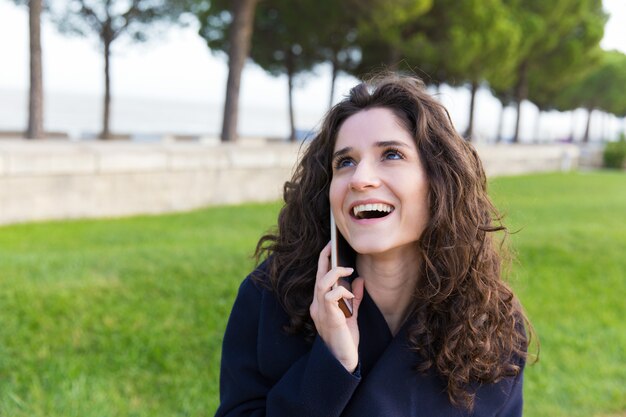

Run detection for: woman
[[215, 73, 533, 416]]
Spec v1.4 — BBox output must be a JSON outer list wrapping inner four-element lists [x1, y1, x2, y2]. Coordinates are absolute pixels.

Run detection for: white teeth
[[352, 203, 394, 217]]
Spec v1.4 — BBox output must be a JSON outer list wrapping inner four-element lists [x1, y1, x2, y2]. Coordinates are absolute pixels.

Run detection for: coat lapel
[[345, 291, 463, 417]]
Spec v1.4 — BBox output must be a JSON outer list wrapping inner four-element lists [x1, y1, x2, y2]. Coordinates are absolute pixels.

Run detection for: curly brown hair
[[255, 73, 533, 410]]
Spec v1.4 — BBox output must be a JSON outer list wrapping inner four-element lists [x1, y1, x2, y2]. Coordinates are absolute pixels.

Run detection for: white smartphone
[[330, 211, 354, 318]]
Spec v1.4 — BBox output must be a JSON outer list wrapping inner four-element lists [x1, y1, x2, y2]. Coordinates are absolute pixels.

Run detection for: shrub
[[603, 137, 626, 169]]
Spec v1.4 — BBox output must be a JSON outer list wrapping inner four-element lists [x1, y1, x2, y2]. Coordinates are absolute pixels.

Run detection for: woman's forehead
[[333, 107, 414, 151]]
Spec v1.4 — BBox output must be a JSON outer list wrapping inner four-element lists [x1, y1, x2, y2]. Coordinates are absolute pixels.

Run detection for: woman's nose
[[349, 160, 381, 191]]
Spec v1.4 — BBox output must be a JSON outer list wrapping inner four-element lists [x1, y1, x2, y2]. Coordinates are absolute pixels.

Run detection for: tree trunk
[[464, 81, 478, 141], [512, 61, 528, 143], [100, 37, 112, 139], [287, 66, 296, 143], [496, 102, 505, 143], [26, 0, 44, 139], [583, 107, 593, 143], [512, 100, 521, 143], [329, 58, 338, 110], [221, 0, 259, 142]]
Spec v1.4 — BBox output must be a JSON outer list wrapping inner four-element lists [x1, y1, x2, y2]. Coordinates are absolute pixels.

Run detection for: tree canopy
[[506, 0, 606, 142], [50, 0, 189, 138], [409, 0, 523, 139], [554, 50, 626, 141], [194, 0, 617, 142]]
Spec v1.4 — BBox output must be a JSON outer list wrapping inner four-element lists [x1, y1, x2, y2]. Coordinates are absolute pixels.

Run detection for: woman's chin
[[351, 242, 393, 257], [351, 240, 419, 258]]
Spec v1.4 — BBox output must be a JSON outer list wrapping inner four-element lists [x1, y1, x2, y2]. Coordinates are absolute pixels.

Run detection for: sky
[[0, 0, 625, 139]]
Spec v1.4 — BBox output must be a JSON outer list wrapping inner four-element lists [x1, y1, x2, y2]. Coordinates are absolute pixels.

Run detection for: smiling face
[[329, 107, 430, 259]]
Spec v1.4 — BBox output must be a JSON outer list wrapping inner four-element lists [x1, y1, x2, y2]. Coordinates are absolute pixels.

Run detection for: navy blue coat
[[215, 265, 524, 417]]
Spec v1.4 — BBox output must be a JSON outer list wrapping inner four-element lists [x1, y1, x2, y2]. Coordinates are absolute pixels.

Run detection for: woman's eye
[[334, 157, 355, 169], [383, 149, 404, 160]]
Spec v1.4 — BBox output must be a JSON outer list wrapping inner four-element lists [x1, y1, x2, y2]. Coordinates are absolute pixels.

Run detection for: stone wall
[[0, 140, 593, 225]]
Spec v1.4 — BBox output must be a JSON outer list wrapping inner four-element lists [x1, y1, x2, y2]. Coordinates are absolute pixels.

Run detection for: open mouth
[[352, 203, 395, 220]]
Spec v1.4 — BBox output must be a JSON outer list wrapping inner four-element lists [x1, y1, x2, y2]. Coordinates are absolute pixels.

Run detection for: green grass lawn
[[0, 172, 624, 416]]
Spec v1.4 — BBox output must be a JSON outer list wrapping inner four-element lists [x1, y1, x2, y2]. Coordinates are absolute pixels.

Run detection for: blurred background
[[1, 0, 625, 142]]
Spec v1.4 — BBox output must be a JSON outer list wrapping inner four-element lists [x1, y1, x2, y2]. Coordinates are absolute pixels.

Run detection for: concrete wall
[[0, 140, 593, 225], [477, 144, 582, 176]]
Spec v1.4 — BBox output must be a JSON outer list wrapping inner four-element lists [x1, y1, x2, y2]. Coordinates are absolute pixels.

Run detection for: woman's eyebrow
[[333, 140, 411, 159], [375, 140, 411, 148], [332, 147, 352, 159]]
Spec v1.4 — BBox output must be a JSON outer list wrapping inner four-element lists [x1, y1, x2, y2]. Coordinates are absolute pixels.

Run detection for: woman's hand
[[310, 242, 364, 373]]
